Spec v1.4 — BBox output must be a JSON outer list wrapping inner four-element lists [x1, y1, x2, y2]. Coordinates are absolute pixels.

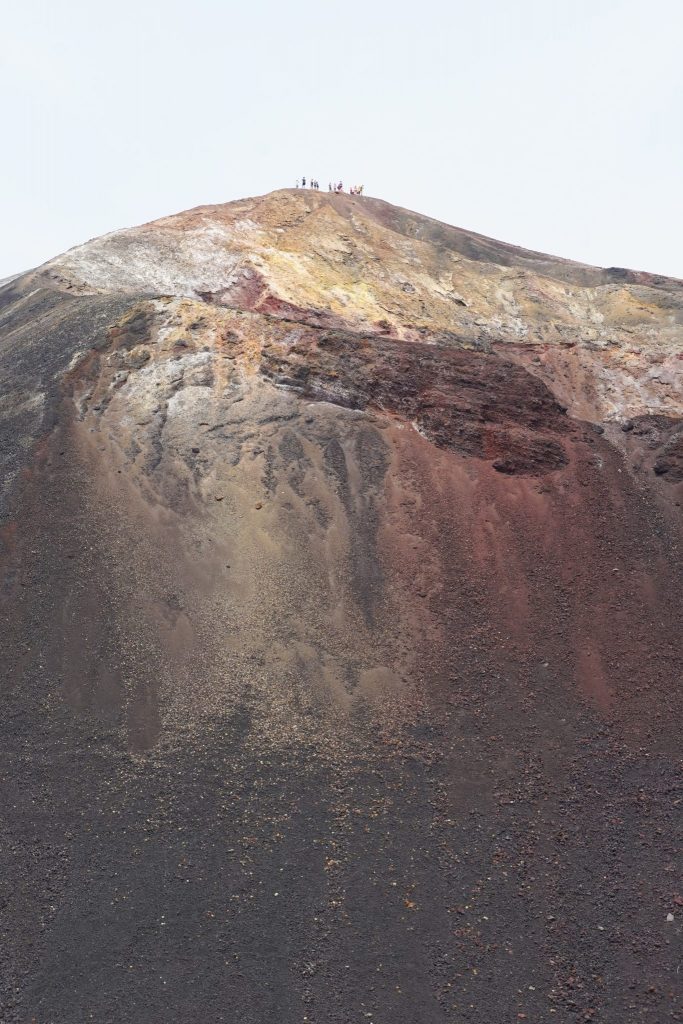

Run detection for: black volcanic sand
[[2, 543, 681, 1023], [1, 276, 682, 1023]]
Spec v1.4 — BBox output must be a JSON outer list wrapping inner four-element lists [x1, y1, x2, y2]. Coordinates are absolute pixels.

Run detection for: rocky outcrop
[[40, 189, 683, 424], [260, 326, 571, 474]]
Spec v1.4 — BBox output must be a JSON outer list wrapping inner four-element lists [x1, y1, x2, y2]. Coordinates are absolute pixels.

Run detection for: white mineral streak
[[47, 220, 243, 297]]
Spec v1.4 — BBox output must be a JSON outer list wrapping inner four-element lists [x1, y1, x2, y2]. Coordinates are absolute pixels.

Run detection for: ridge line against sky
[[2, 0, 682, 279]]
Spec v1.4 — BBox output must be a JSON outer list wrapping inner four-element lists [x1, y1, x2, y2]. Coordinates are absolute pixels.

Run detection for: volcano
[[1, 190, 681, 1022]]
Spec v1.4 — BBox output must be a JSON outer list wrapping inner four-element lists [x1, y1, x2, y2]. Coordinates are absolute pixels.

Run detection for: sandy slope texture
[[0, 193, 681, 1023]]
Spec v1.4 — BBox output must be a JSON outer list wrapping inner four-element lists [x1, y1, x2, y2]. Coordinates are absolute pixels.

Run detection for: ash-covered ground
[[1, 192, 681, 1022]]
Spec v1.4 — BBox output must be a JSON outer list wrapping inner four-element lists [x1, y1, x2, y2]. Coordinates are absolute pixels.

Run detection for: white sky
[[2, 0, 682, 278]]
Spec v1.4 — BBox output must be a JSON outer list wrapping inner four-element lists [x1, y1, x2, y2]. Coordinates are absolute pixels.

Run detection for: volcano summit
[[1, 190, 681, 1022]]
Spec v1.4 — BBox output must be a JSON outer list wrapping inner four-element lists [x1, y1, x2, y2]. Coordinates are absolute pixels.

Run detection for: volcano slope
[[0, 190, 681, 1023]]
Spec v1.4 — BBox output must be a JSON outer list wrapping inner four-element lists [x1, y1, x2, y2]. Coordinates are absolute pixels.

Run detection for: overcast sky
[[2, 0, 682, 279]]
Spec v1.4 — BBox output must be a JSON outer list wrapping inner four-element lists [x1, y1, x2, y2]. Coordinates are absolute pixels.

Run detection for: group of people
[[295, 178, 364, 195]]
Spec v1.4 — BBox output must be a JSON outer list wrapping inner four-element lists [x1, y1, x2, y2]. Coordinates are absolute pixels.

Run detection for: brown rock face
[[260, 328, 571, 473], [0, 192, 681, 1023]]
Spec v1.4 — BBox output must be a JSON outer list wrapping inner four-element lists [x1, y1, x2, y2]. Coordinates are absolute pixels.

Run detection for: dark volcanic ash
[[0, 190, 681, 1024]]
